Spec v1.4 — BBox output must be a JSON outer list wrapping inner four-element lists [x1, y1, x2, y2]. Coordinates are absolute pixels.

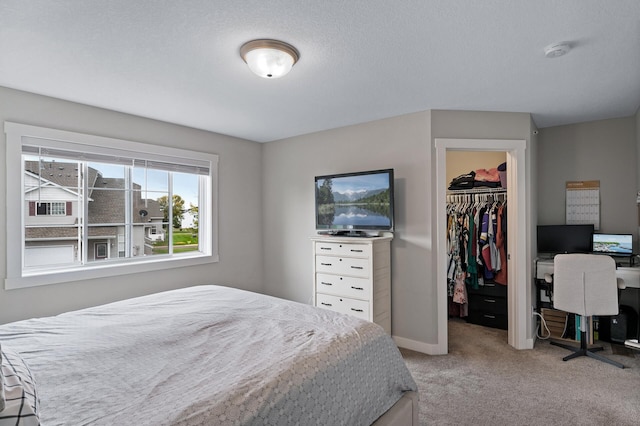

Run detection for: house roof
[[88, 178, 163, 224], [25, 161, 165, 240], [25, 161, 98, 196], [0, 1, 639, 142]]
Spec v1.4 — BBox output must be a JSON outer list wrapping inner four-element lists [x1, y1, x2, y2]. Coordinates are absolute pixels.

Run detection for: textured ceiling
[[1, 0, 639, 142]]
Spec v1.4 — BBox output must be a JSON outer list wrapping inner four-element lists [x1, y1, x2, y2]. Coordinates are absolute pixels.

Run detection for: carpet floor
[[400, 319, 640, 425]]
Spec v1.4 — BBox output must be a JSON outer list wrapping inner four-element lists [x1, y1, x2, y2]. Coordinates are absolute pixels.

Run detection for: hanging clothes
[[446, 190, 508, 318], [494, 203, 508, 285]]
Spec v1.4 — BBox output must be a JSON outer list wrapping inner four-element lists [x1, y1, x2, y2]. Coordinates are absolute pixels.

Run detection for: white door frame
[[435, 138, 530, 353]]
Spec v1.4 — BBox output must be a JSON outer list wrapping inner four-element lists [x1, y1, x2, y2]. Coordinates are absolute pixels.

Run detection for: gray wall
[[262, 111, 433, 342], [637, 107, 640, 241], [537, 116, 638, 252], [263, 110, 535, 345], [0, 86, 264, 324], [637, 107, 640, 188], [431, 110, 536, 343]]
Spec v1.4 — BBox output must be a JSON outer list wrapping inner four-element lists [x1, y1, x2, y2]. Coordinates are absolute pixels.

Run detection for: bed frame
[[373, 391, 419, 425]]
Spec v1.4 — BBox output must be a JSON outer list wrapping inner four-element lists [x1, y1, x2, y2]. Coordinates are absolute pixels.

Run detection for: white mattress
[[0, 285, 417, 425]]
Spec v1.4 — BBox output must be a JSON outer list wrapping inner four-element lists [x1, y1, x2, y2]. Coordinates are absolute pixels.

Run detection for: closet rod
[[446, 187, 507, 195]]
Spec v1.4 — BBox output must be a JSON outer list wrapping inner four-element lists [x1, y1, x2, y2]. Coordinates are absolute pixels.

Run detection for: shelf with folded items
[[446, 187, 507, 195]]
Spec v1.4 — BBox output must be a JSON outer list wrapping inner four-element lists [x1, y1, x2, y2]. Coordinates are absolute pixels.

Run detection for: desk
[[535, 258, 640, 289], [535, 258, 640, 344]]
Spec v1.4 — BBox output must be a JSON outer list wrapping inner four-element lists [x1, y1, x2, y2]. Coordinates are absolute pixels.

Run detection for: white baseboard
[[392, 335, 534, 354], [392, 335, 447, 355]]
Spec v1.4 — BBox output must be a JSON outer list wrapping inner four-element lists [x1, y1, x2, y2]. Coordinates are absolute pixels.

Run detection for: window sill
[[5, 253, 219, 290]]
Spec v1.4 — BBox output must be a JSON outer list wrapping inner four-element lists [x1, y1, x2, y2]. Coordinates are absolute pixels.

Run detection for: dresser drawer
[[316, 273, 371, 299], [315, 294, 370, 321], [315, 241, 371, 258], [315, 255, 369, 277]]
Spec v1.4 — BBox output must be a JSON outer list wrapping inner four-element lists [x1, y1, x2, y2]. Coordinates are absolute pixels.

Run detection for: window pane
[[172, 229, 199, 254], [133, 167, 168, 192], [88, 188, 126, 224], [173, 172, 199, 230], [141, 190, 169, 257], [51, 202, 66, 215], [24, 157, 79, 219], [85, 225, 143, 262], [24, 226, 79, 268], [172, 172, 199, 253], [36, 202, 49, 215], [89, 162, 125, 181], [132, 168, 171, 257], [150, 222, 171, 255]]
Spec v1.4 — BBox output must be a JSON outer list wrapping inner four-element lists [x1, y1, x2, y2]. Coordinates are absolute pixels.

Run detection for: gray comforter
[[0, 285, 417, 425]]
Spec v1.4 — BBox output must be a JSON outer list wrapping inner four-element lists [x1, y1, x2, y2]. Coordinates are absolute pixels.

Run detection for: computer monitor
[[592, 233, 633, 256], [536, 224, 594, 255]]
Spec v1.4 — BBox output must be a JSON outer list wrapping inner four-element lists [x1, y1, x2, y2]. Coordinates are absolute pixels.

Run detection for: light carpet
[[400, 319, 640, 426]]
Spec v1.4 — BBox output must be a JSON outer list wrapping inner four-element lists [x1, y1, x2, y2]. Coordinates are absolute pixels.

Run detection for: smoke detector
[[544, 43, 570, 58]]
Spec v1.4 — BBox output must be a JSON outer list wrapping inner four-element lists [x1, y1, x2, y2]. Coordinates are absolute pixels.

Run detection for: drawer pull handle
[[320, 282, 332, 286], [484, 299, 496, 303], [351, 286, 364, 290], [350, 266, 364, 270], [483, 314, 496, 319], [320, 247, 332, 251], [350, 249, 363, 253], [321, 302, 332, 306], [351, 308, 364, 312], [320, 263, 332, 266]]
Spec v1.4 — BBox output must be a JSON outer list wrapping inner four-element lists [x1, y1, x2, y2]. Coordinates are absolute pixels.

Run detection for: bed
[[0, 285, 418, 425]]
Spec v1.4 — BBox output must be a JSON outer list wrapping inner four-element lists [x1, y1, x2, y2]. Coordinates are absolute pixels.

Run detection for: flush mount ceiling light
[[240, 39, 300, 78], [544, 42, 571, 58]]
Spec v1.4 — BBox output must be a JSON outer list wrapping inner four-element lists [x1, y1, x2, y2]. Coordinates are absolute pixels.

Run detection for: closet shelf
[[447, 187, 506, 195]]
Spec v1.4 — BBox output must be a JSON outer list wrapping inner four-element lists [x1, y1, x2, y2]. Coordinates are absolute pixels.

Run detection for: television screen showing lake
[[330, 205, 391, 227], [315, 170, 394, 230]]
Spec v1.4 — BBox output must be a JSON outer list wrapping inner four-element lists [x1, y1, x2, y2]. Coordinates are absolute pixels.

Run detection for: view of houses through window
[[4, 122, 217, 289], [24, 155, 201, 269]]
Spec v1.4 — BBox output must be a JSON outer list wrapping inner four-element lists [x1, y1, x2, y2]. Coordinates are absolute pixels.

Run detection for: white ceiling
[[1, 1, 639, 143]]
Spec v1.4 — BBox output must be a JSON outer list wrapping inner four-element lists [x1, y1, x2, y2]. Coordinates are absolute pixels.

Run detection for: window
[[5, 122, 219, 289], [35, 202, 68, 216]]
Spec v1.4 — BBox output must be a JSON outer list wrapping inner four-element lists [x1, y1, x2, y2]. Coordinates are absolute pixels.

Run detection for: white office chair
[[550, 253, 624, 369]]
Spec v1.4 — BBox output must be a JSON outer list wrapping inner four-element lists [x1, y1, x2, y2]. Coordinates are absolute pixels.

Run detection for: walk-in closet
[[446, 150, 509, 340]]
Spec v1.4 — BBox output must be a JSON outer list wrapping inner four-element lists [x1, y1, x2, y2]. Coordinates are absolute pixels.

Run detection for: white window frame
[[35, 201, 67, 216], [4, 122, 219, 290]]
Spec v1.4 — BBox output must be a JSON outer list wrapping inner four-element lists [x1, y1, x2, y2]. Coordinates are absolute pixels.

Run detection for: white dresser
[[312, 234, 393, 334]]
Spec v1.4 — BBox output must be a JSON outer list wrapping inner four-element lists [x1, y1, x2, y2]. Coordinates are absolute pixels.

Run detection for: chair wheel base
[[550, 339, 624, 369]]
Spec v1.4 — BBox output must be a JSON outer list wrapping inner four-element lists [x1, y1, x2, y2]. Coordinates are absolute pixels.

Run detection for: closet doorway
[[435, 139, 529, 354], [446, 150, 507, 331]]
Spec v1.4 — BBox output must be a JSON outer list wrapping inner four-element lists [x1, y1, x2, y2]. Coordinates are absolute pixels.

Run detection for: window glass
[[5, 122, 219, 289]]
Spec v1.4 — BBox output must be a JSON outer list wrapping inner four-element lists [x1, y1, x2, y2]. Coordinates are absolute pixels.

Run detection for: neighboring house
[[23, 161, 164, 267]]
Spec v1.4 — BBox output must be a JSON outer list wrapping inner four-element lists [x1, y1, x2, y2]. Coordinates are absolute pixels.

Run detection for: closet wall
[[446, 151, 507, 185], [446, 151, 508, 332]]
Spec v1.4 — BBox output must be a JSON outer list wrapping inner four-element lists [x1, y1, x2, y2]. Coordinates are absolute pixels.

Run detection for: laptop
[[592, 233, 633, 256]]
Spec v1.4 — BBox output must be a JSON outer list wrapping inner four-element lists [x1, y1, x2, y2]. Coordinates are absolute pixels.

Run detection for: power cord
[[534, 311, 551, 339]]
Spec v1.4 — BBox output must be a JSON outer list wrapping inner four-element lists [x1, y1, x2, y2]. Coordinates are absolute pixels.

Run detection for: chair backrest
[[552, 254, 618, 317]]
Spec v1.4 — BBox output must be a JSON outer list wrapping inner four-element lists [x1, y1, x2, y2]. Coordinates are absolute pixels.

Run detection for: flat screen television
[[592, 233, 633, 256], [536, 224, 594, 255], [315, 168, 394, 236]]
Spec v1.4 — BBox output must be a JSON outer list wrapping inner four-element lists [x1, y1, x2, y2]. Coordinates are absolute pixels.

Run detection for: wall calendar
[[565, 180, 600, 230]]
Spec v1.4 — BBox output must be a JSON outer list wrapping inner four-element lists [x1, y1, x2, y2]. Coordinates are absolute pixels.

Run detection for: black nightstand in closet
[[466, 282, 508, 330]]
